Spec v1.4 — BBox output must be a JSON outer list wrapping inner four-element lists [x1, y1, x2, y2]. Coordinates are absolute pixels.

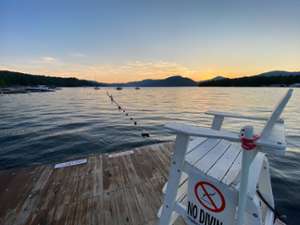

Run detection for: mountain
[[212, 76, 226, 80], [257, 70, 300, 77], [3, 69, 300, 88], [199, 71, 300, 87], [202, 76, 227, 82], [0, 71, 197, 88], [113, 75, 197, 87], [0, 70, 106, 87]]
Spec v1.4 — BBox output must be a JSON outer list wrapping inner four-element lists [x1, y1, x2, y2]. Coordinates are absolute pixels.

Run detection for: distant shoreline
[[199, 73, 300, 87], [0, 70, 102, 88], [1, 70, 300, 88]]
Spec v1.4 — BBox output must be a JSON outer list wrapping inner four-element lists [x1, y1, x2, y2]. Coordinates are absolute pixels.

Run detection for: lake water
[[0, 87, 300, 223]]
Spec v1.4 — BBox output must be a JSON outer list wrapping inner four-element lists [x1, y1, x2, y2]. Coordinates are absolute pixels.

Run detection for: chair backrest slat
[[260, 89, 293, 139]]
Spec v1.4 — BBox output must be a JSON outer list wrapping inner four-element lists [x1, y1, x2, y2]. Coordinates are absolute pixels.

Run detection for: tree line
[[0, 70, 105, 87], [199, 75, 300, 87]]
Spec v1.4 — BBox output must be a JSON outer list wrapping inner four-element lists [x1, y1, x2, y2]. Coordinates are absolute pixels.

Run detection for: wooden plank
[[108, 150, 134, 158], [0, 143, 188, 225], [163, 140, 233, 198], [258, 122, 287, 151], [161, 138, 206, 193], [0, 166, 48, 225], [2, 141, 276, 225], [186, 137, 207, 154], [205, 110, 279, 121], [206, 143, 241, 181], [185, 138, 221, 166], [159, 138, 228, 224], [162, 175, 188, 202], [261, 89, 292, 139], [162, 172, 188, 194], [165, 122, 240, 142], [222, 150, 242, 186], [161, 138, 222, 197], [193, 139, 231, 174], [54, 158, 87, 169]]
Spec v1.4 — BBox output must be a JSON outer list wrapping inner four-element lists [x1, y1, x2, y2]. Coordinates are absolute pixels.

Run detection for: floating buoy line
[[105, 90, 300, 151], [106, 91, 152, 139]]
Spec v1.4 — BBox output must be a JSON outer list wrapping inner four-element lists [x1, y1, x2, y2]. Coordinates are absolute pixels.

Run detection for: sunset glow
[[1, 0, 300, 83]]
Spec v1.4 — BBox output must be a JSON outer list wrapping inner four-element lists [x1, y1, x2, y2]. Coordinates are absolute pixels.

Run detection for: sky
[[1, 0, 300, 83]]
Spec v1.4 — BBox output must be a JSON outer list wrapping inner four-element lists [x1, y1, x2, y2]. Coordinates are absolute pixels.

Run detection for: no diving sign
[[186, 171, 237, 225], [194, 181, 225, 213]]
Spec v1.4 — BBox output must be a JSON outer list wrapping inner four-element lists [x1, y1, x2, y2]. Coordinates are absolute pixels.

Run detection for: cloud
[[29, 56, 63, 66], [41, 56, 57, 63], [62, 60, 197, 81], [116, 60, 199, 78]]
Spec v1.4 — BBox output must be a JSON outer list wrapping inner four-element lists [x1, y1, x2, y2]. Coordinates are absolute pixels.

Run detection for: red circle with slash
[[194, 181, 226, 213]]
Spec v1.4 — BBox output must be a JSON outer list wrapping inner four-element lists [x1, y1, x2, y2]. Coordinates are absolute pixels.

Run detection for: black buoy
[[118, 106, 121, 110], [134, 121, 137, 125], [125, 113, 129, 116], [130, 117, 133, 120], [141, 130, 150, 138]]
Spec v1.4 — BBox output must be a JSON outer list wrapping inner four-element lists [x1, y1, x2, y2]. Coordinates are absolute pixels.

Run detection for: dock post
[[237, 126, 258, 225], [158, 134, 189, 225]]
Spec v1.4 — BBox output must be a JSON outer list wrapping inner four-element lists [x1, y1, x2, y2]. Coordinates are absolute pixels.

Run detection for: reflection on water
[[0, 87, 300, 223]]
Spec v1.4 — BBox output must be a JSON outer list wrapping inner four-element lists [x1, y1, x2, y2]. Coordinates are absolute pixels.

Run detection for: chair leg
[[158, 134, 189, 225]]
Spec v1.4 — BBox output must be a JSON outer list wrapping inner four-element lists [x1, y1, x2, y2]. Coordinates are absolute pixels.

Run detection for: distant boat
[[116, 87, 123, 90], [94, 86, 100, 90], [290, 83, 300, 87], [135, 87, 140, 90], [25, 85, 55, 92]]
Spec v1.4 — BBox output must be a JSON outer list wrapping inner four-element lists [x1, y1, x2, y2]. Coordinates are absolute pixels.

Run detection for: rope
[[256, 189, 287, 224], [240, 134, 260, 150], [106, 91, 153, 139]]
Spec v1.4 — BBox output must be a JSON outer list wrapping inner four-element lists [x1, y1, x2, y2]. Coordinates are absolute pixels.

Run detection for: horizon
[[1, 0, 300, 82], [2, 69, 300, 84]]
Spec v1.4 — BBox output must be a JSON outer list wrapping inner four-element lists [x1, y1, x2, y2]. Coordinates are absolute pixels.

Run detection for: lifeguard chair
[[157, 89, 293, 225]]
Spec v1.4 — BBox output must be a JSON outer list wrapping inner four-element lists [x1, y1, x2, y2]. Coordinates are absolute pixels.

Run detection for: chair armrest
[[165, 122, 240, 142], [206, 111, 283, 123], [166, 122, 286, 152]]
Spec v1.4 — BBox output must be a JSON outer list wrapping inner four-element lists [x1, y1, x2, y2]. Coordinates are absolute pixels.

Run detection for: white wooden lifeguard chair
[[157, 89, 293, 225]]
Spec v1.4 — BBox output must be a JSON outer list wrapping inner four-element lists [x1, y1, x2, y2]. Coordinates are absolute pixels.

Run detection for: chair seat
[[159, 137, 280, 225], [162, 137, 242, 199], [185, 137, 242, 186], [159, 137, 242, 223]]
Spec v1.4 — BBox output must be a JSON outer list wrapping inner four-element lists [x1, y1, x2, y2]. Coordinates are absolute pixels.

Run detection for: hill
[[3, 70, 299, 88], [114, 75, 197, 87], [0, 71, 197, 88], [199, 71, 300, 87], [257, 70, 300, 77], [0, 70, 105, 87]]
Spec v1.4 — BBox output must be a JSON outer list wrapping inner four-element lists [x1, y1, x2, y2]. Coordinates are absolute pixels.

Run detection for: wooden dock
[[0, 142, 186, 225]]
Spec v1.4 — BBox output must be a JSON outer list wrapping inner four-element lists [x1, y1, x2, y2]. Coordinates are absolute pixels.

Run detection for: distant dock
[[0, 142, 185, 225], [0, 86, 56, 94]]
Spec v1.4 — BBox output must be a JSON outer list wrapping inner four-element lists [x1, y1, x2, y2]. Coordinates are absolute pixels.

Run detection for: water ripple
[[0, 87, 300, 223]]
